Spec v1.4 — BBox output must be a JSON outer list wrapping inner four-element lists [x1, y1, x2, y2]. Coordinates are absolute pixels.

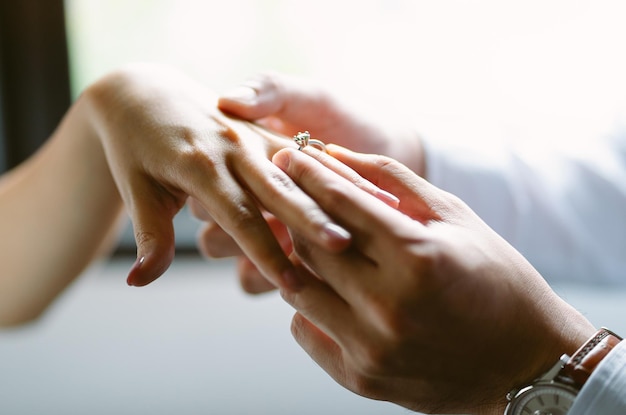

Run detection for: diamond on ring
[[293, 131, 328, 152], [294, 131, 311, 150]]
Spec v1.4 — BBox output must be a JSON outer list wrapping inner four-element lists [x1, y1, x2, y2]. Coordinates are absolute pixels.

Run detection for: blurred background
[[1, 0, 626, 414]]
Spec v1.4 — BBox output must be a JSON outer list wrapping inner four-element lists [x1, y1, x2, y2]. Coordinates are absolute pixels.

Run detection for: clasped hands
[[102, 67, 594, 414], [198, 143, 595, 414]]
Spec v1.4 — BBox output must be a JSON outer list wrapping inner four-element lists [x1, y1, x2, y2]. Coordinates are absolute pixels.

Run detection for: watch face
[[507, 384, 577, 415]]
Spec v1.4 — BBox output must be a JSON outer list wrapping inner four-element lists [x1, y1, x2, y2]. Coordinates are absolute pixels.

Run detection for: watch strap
[[562, 327, 622, 388]]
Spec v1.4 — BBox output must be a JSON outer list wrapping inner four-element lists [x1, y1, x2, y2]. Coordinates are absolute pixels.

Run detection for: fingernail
[[321, 222, 351, 243], [271, 148, 292, 170], [374, 189, 400, 208], [127, 256, 145, 286], [222, 85, 257, 104]]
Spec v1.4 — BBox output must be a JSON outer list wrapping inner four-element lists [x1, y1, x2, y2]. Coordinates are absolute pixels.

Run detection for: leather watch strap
[[563, 327, 622, 388]]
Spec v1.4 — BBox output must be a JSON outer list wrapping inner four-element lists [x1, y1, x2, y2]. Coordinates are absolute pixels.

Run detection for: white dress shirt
[[570, 340, 626, 414], [422, 118, 626, 284], [422, 116, 626, 413]]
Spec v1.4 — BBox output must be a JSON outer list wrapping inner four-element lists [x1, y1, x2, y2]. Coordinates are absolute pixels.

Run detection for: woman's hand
[[272, 145, 596, 414], [84, 64, 351, 288], [194, 72, 425, 292]]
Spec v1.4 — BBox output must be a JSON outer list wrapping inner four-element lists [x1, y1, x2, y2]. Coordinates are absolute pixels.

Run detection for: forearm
[[0, 94, 124, 326]]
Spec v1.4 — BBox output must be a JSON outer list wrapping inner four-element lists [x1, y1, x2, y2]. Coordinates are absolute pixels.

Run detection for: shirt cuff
[[569, 340, 626, 414]]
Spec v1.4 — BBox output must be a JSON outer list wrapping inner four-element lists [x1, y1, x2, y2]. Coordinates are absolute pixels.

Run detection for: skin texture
[[0, 92, 124, 326], [190, 72, 596, 412], [0, 64, 598, 413], [273, 145, 596, 414], [0, 65, 351, 326], [87, 65, 352, 288], [194, 72, 425, 292]]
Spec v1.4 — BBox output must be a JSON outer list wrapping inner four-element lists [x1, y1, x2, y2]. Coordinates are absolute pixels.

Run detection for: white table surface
[[1, 256, 625, 415]]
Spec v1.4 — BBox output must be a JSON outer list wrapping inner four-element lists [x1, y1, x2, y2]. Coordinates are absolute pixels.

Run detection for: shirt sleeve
[[420, 117, 626, 284], [569, 340, 626, 414]]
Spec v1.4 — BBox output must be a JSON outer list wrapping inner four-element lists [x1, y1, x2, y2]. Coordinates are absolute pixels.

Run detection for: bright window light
[[65, 0, 626, 143]]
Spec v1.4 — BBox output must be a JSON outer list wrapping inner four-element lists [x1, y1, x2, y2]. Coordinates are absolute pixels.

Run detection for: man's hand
[[272, 145, 596, 414]]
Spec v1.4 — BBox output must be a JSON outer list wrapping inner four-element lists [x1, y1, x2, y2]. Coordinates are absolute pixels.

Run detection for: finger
[[187, 197, 214, 221], [280, 259, 357, 350], [265, 214, 294, 255], [326, 144, 446, 222], [125, 184, 180, 286], [301, 146, 399, 209], [189, 170, 301, 291], [237, 257, 277, 294], [197, 213, 293, 259], [218, 72, 337, 135], [196, 221, 244, 258], [273, 148, 418, 261], [290, 312, 350, 386], [289, 230, 378, 307], [233, 155, 352, 253], [205, 112, 352, 254]]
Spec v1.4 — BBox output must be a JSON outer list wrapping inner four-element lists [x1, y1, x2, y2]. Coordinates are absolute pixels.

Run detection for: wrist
[[480, 311, 596, 415], [504, 327, 622, 415], [514, 304, 596, 388]]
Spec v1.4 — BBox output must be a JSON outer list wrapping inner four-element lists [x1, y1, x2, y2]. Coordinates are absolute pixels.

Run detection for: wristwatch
[[504, 327, 622, 415]]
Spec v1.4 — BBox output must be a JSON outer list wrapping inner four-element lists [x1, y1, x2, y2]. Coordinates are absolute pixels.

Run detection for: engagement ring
[[293, 131, 327, 152]]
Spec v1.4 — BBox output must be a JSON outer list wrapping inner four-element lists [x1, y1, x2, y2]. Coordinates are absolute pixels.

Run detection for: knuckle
[[265, 166, 333, 228], [177, 142, 207, 166], [353, 296, 424, 377], [278, 288, 299, 308], [344, 373, 384, 400], [280, 287, 299, 311], [179, 137, 219, 168], [392, 242, 443, 299], [265, 168, 300, 200], [281, 283, 327, 321], [255, 71, 280, 92], [154, 131, 223, 184], [188, 199, 213, 221], [195, 228, 212, 257], [134, 230, 158, 247], [224, 199, 263, 233], [238, 272, 264, 294], [353, 333, 422, 381], [291, 235, 312, 260], [352, 340, 399, 378], [196, 236, 221, 258], [209, 122, 242, 147], [362, 298, 414, 353], [439, 191, 474, 219], [402, 245, 437, 276], [236, 257, 275, 294], [161, 122, 240, 179], [390, 236, 441, 280], [372, 153, 403, 173], [313, 181, 353, 213], [289, 312, 306, 339], [282, 288, 310, 314], [371, 299, 413, 340]]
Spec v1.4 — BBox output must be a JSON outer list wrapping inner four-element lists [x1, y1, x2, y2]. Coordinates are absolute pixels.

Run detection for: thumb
[[218, 73, 333, 132], [218, 74, 282, 120], [125, 196, 177, 287]]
